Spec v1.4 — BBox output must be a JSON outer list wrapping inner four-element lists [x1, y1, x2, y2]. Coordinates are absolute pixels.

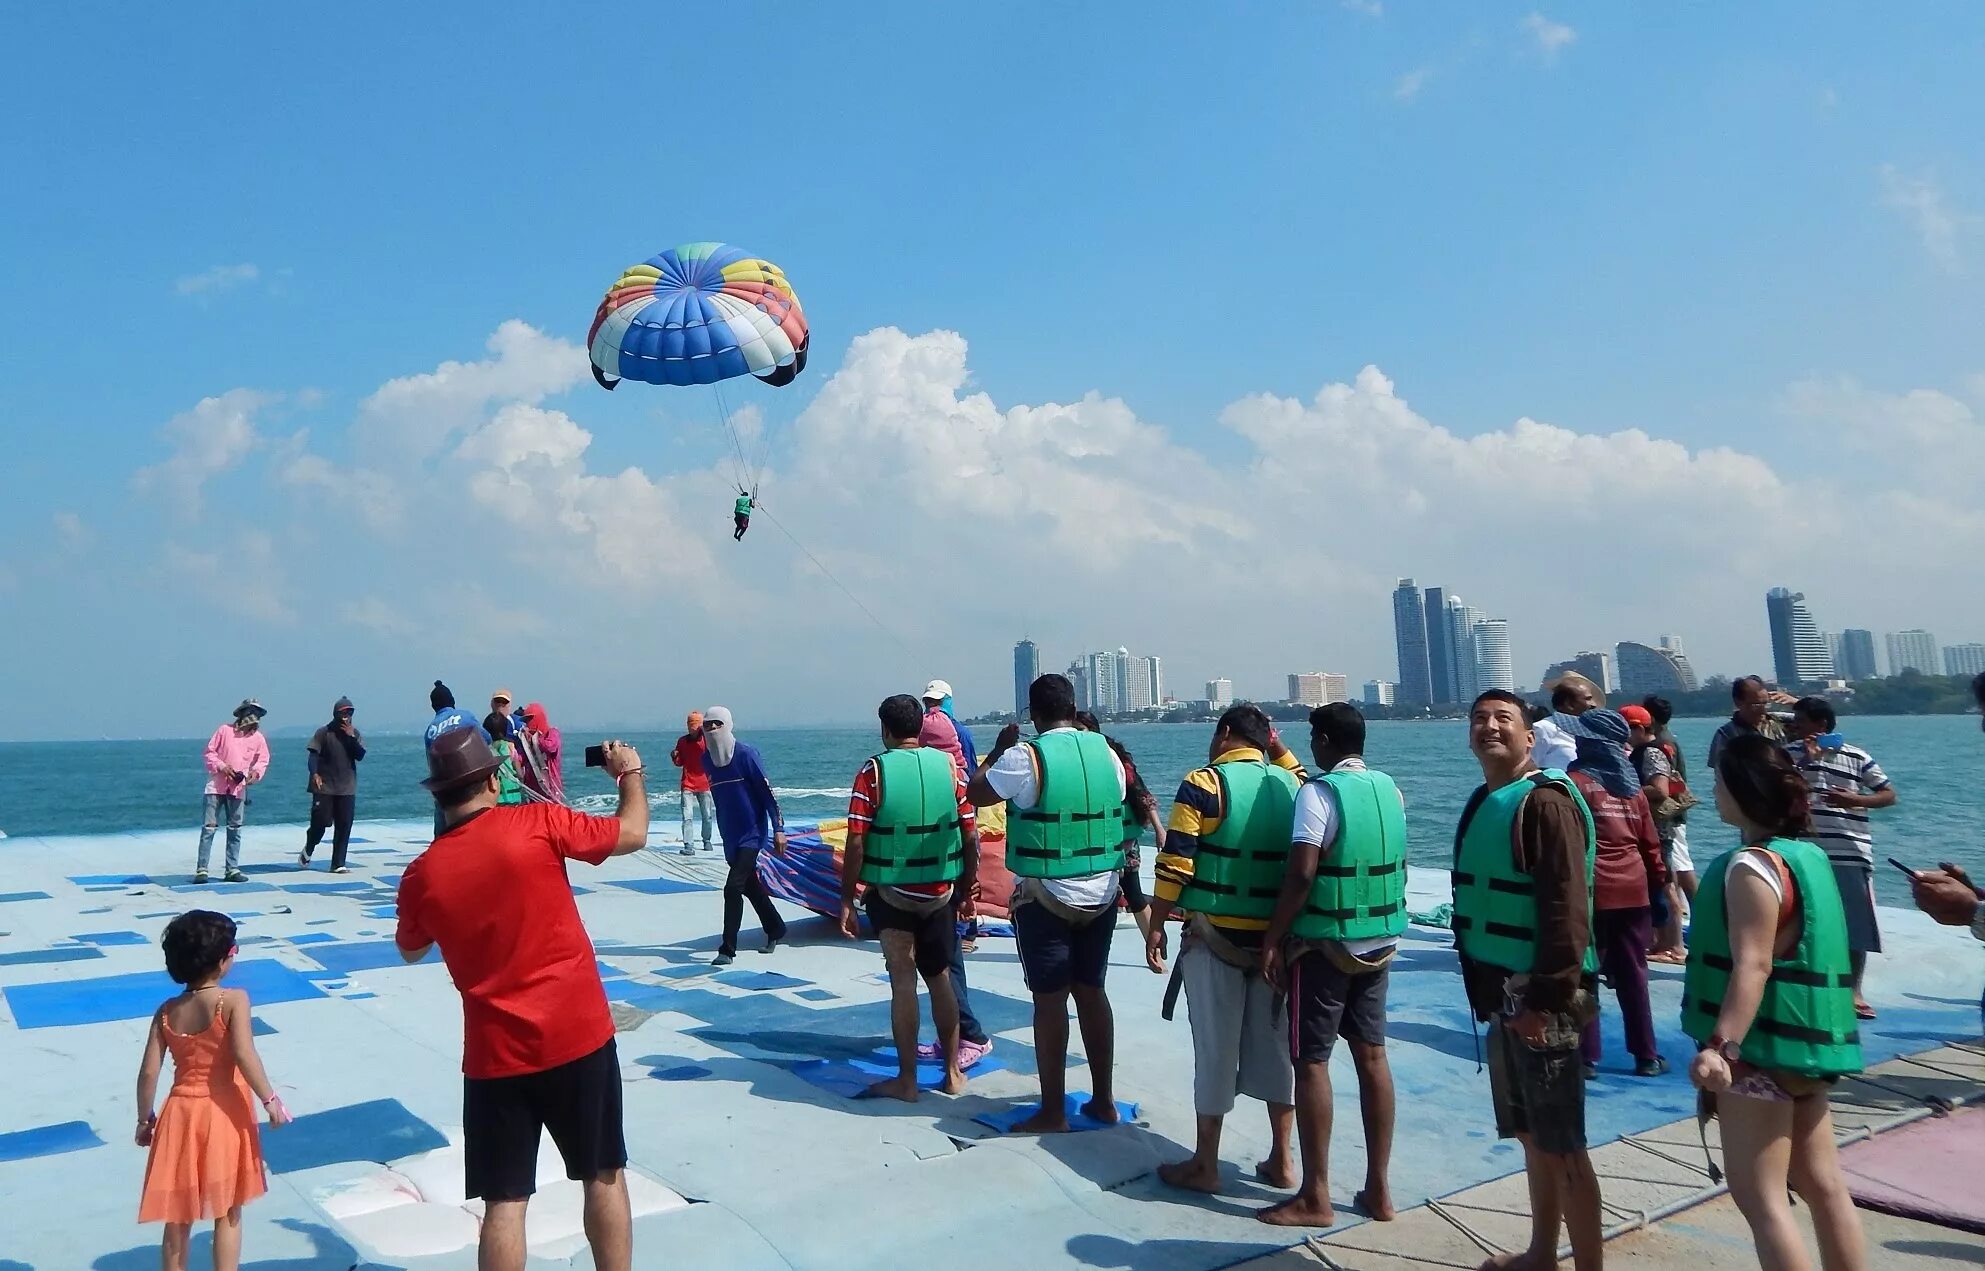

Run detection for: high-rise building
[[1885, 630, 1939, 676], [1766, 588, 1834, 686], [1615, 639, 1698, 697], [1423, 586, 1455, 705], [1470, 619, 1515, 693], [1125, 654, 1158, 711], [1285, 672, 1350, 707], [1945, 643, 1985, 677], [1081, 650, 1124, 715], [1544, 651, 1612, 694], [1392, 579, 1433, 706], [1205, 678, 1233, 709], [1837, 629, 1879, 681], [1449, 599, 1485, 701], [1066, 659, 1092, 712], [1363, 679, 1396, 707], [1146, 656, 1164, 707], [1012, 640, 1040, 717]]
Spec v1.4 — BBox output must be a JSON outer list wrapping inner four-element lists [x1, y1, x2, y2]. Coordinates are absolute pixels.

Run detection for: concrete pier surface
[[2, 817, 1980, 1269]]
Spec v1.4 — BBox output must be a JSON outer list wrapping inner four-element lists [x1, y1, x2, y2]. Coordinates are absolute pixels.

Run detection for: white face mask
[[703, 706, 737, 767]]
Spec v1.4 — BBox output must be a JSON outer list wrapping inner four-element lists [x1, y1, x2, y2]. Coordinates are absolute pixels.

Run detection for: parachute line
[[753, 504, 922, 663]]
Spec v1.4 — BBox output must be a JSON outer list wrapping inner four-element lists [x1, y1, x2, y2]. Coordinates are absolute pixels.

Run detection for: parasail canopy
[[587, 242, 809, 391]]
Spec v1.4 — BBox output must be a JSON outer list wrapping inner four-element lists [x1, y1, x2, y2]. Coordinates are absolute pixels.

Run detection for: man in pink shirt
[[197, 699, 271, 884]]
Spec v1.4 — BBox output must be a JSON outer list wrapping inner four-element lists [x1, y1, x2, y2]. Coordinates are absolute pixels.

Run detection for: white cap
[[923, 679, 953, 701]]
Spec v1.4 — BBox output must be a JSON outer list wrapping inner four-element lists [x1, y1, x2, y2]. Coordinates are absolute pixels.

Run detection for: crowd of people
[[146, 670, 1985, 1271]]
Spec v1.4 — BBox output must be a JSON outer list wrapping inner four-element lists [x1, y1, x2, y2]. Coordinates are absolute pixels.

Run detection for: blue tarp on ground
[[4, 958, 328, 1029], [0, 1120, 105, 1162], [259, 1099, 448, 1174]]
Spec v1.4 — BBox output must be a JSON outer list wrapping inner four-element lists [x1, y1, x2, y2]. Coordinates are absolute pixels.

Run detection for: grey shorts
[[1181, 938, 1294, 1116], [1830, 861, 1881, 954], [1288, 947, 1390, 1062], [1486, 1015, 1586, 1155]]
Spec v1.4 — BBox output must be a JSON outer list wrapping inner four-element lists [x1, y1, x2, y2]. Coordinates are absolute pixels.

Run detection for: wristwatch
[[1705, 1034, 1743, 1063]]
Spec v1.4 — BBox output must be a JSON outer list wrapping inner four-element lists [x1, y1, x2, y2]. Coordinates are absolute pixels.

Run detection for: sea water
[[2, 715, 1979, 906]]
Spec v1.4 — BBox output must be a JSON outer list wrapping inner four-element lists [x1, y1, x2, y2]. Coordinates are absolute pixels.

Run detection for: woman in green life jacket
[[483, 712, 528, 806], [1685, 733, 1864, 1271]]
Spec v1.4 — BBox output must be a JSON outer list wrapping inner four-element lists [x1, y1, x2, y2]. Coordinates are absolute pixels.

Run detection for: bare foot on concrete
[[1009, 1106, 1069, 1134], [1354, 1187, 1396, 1221], [861, 1076, 920, 1103], [940, 1067, 967, 1096], [1256, 1154, 1296, 1189], [1157, 1158, 1222, 1194], [1258, 1192, 1335, 1227], [1479, 1252, 1557, 1270]]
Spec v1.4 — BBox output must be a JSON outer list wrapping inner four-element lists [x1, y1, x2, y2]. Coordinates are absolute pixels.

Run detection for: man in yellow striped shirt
[[1147, 705, 1308, 1194]]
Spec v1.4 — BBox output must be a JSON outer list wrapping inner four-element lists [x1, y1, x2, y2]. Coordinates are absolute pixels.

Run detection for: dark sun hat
[[422, 727, 502, 792]]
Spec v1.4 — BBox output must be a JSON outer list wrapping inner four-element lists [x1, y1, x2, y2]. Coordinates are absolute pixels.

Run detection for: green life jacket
[[1292, 767, 1409, 941], [1008, 730, 1127, 879], [1451, 769, 1600, 977], [1681, 837, 1862, 1077], [492, 739, 526, 806], [858, 747, 964, 887], [1176, 758, 1301, 921], [735, 495, 752, 516]]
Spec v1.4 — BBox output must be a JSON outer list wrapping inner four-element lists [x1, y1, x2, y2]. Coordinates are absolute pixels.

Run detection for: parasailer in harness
[[733, 488, 754, 541]]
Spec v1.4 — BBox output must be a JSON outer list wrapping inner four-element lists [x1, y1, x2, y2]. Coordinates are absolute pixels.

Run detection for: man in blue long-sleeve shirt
[[699, 706, 789, 965]]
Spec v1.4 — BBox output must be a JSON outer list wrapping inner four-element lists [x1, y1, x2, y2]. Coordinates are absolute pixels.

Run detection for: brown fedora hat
[[422, 727, 503, 792]]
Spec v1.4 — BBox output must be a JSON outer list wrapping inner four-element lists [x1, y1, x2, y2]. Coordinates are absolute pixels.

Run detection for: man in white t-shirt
[[1261, 703, 1405, 1228], [1530, 674, 1598, 771], [968, 673, 1127, 1134]]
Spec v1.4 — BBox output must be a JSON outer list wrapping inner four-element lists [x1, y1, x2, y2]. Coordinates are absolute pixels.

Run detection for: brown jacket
[[1460, 782, 1594, 1019]]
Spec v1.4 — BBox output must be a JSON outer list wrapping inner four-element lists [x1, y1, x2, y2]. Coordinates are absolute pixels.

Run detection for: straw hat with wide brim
[[422, 727, 503, 792]]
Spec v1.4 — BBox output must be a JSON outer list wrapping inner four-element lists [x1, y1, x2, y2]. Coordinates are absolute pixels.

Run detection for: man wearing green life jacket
[[968, 673, 1128, 1134], [732, 490, 753, 541], [838, 694, 981, 1102], [1259, 702, 1405, 1228], [1453, 690, 1604, 1271], [1683, 733, 1865, 1270], [1146, 704, 1306, 1194]]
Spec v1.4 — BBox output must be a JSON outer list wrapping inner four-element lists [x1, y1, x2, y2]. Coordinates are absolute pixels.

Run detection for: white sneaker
[[297, 852, 312, 869], [330, 866, 350, 874]]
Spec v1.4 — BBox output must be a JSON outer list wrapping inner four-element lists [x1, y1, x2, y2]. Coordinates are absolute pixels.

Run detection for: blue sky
[[3, 3, 1982, 739]]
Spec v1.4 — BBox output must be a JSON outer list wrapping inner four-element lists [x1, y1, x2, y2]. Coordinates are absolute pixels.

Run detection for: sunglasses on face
[[703, 721, 725, 730]]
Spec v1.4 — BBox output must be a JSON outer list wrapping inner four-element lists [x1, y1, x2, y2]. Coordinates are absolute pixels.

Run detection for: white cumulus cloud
[[175, 264, 261, 296], [162, 532, 294, 625], [1523, 12, 1576, 60], [355, 319, 589, 462], [132, 388, 277, 516], [1878, 165, 1980, 272]]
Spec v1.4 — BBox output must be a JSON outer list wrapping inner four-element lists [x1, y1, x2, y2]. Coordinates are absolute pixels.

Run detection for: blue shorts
[[1014, 897, 1116, 994]]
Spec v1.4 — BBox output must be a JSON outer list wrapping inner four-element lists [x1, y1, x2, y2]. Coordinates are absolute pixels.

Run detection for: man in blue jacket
[[700, 706, 789, 965], [426, 681, 489, 837]]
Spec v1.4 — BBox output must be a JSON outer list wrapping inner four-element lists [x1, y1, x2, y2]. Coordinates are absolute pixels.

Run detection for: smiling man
[[1452, 689, 1604, 1271]]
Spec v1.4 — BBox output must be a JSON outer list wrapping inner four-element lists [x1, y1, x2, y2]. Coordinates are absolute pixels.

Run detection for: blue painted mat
[[284, 881, 375, 895], [718, 971, 811, 991], [607, 878, 712, 895], [260, 1098, 447, 1174], [974, 1094, 1140, 1133], [286, 932, 335, 944], [0, 946, 104, 967], [792, 1047, 1011, 1098], [67, 875, 152, 886], [0, 892, 53, 903], [0, 1120, 105, 1162], [167, 880, 277, 894], [3, 958, 328, 1029], [74, 931, 150, 946], [303, 940, 436, 975]]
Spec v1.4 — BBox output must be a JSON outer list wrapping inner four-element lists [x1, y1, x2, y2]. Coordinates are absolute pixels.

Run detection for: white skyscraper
[[1945, 644, 1985, 677], [1886, 629, 1939, 676], [1125, 655, 1156, 710], [1147, 656, 1165, 706], [1470, 619, 1515, 693], [1363, 679, 1395, 707], [1085, 650, 1124, 715], [1205, 678, 1233, 708]]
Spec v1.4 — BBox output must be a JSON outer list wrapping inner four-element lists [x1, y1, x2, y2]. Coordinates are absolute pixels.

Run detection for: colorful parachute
[[587, 242, 809, 391]]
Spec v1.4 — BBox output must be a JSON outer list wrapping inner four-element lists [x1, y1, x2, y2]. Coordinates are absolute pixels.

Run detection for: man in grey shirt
[[302, 696, 366, 873]]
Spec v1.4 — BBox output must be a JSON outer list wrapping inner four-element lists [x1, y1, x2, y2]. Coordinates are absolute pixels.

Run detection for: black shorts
[[463, 1039, 626, 1201], [1486, 1015, 1586, 1155], [864, 888, 957, 977], [1288, 947, 1390, 1063], [1014, 893, 1116, 994]]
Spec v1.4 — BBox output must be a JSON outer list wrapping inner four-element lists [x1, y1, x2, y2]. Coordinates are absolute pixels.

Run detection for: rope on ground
[[753, 502, 924, 663]]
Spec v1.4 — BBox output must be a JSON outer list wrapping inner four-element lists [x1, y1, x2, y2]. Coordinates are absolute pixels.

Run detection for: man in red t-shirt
[[396, 728, 649, 1271], [669, 710, 714, 857]]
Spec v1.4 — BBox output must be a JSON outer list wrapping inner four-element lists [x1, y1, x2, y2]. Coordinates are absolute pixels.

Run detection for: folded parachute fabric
[[1408, 902, 1453, 929], [973, 1094, 1139, 1134]]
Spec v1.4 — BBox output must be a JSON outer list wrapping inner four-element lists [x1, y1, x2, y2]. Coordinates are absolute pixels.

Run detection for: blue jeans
[[681, 789, 715, 848], [197, 793, 244, 874]]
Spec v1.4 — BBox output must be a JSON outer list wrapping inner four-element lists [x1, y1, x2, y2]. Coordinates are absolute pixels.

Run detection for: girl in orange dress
[[135, 910, 292, 1271]]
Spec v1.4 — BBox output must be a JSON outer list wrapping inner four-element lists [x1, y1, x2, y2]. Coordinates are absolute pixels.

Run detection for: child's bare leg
[[209, 1207, 242, 1271], [161, 1221, 191, 1271]]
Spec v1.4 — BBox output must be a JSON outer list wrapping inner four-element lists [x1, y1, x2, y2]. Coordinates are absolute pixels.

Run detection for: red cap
[[1619, 704, 1654, 728]]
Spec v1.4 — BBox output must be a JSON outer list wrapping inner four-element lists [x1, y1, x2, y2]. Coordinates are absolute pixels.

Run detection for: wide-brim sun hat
[[421, 728, 503, 792]]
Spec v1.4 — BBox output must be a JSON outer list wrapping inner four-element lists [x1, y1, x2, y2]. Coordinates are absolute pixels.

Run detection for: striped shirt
[[1155, 746, 1309, 932], [1783, 741, 1891, 866]]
